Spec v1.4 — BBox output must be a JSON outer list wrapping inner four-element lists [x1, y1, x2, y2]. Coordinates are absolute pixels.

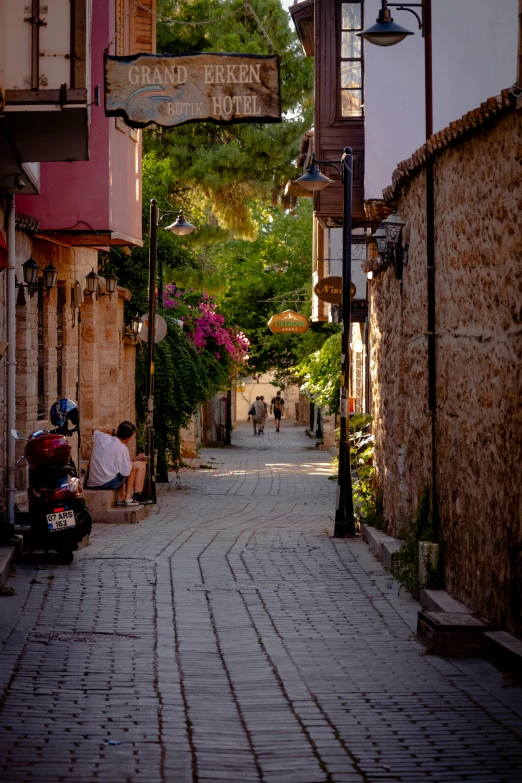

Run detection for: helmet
[[50, 399, 79, 428]]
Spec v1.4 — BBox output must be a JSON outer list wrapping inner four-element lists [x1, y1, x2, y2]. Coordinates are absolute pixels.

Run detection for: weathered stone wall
[[369, 107, 522, 634]]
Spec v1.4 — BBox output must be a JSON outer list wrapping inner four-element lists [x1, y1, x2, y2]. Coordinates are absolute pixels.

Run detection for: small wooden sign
[[314, 276, 356, 304], [268, 310, 309, 334], [105, 52, 281, 129]]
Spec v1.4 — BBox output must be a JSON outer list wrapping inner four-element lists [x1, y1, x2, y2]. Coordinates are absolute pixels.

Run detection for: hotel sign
[[268, 310, 309, 334], [104, 52, 281, 129]]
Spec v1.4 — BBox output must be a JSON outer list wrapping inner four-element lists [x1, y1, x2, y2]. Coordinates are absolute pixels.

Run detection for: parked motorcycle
[[12, 400, 92, 564]]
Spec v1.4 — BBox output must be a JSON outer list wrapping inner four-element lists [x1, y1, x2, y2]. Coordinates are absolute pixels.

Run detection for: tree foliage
[[186, 199, 338, 377], [293, 331, 342, 414], [146, 0, 314, 235]]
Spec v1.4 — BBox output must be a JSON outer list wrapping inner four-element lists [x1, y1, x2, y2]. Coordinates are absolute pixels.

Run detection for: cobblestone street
[[1, 421, 521, 783]]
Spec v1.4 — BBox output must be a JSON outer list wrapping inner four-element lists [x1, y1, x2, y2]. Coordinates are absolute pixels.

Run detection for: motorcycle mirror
[[11, 429, 25, 440]]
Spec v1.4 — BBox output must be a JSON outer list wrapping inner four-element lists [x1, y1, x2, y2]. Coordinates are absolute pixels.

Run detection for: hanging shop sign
[[268, 310, 309, 334], [104, 52, 281, 129], [138, 313, 168, 344], [314, 276, 356, 304]]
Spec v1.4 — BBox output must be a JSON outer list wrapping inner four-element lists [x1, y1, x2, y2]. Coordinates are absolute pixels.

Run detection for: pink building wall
[[18, 0, 142, 245]]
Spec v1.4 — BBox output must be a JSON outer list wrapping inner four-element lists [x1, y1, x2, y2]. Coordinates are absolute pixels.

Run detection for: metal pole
[[158, 258, 163, 305], [334, 147, 356, 538], [423, 0, 437, 529], [5, 195, 16, 540], [77, 306, 82, 475], [145, 199, 158, 503], [224, 382, 232, 446]]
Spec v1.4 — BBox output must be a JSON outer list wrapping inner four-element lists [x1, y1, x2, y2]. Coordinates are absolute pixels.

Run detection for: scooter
[[12, 400, 92, 564]]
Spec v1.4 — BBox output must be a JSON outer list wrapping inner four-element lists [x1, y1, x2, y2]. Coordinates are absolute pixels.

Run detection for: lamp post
[[295, 148, 356, 538], [360, 0, 438, 523], [145, 200, 196, 501]]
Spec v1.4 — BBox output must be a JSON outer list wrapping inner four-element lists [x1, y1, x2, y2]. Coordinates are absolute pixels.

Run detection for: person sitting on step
[[87, 421, 152, 505]]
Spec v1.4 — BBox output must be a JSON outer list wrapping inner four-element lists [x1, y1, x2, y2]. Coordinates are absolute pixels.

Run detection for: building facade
[[0, 0, 156, 537]]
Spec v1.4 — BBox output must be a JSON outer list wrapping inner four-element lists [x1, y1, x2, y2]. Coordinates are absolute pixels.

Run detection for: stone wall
[[0, 223, 137, 505], [369, 103, 522, 634]]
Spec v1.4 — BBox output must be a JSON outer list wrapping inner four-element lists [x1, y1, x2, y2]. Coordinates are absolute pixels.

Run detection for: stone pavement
[[0, 420, 521, 783]]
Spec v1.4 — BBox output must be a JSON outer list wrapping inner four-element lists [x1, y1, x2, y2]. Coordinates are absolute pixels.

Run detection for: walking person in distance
[[270, 393, 285, 432]]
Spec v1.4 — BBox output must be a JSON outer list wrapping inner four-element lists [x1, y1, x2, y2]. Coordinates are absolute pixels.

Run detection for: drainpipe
[[517, 0, 522, 94], [5, 195, 16, 540]]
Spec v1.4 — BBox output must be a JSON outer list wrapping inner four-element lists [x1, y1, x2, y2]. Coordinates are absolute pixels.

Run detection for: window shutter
[[131, 0, 157, 54]]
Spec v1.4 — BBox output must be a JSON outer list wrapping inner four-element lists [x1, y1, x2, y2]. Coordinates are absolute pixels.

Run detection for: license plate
[[47, 510, 75, 531]]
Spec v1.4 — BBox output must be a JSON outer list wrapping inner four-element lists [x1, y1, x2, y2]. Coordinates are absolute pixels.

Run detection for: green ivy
[[135, 309, 233, 481], [392, 489, 440, 594]]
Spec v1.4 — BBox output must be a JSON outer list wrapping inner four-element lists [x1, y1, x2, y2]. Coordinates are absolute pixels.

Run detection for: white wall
[[364, 0, 519, 199]]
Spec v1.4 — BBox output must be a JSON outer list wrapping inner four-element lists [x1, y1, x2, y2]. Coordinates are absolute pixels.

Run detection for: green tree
[[203, 199, 338, 377], [145, 0, 314, 235], [293, 332, 342, 414]]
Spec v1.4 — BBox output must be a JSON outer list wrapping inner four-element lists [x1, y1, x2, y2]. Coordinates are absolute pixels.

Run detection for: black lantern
[[130, 314, 142, 335], [358, 1, 414, 47], [104, 271, 119, 295], [166, 209, 196, 236], [42, 262, 58, 291], [382, 212, 406, 247], [372, 224, 389, 257], [294, 153, 334, 192], [85, 268, 99, 296], [22, 255, 40, 295]]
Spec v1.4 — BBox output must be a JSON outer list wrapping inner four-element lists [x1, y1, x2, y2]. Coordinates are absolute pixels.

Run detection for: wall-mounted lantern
[[42, 263, 58, 291], [130, 314, 142, 335], [22, 255, 40, 296], [371, 212, 408, 280], [85, 268, 118, 299], [85, 268, 99, 298], [123, 314, 143, 341]]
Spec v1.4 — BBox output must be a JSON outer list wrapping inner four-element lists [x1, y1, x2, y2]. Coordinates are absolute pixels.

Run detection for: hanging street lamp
[[295, 148, 356, 538], [358, 1, 414, 46], [166, 209, 196, 236]]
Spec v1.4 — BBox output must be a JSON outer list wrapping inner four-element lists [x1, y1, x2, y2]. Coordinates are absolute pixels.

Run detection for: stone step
[[0, 545, 17, 587], [417, 610, 494, 657], [15, 492, 28, 512], [91, 504, 150, 525], [83, 488, 117, 511], [483, 631, 522, 679]]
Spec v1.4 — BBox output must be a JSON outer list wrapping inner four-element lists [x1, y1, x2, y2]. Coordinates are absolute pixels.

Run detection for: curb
[[0, 543, 18, 587], [360, 522, 522, 678]]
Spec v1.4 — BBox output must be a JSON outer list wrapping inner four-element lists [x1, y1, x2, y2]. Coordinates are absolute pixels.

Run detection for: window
[[340, 2, 363, 117]]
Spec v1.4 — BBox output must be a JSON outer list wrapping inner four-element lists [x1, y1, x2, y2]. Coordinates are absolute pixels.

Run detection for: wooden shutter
[[116, 0, 126, 56], [131, 0, 157, 54]]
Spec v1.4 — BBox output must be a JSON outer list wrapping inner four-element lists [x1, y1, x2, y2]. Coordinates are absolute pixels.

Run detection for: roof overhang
[[289, 0, 315, 57], [35, 230, 143, 249]]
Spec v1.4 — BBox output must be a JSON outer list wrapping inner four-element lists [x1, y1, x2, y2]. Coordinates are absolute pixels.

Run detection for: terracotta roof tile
[[383, 89, 517, 202]]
